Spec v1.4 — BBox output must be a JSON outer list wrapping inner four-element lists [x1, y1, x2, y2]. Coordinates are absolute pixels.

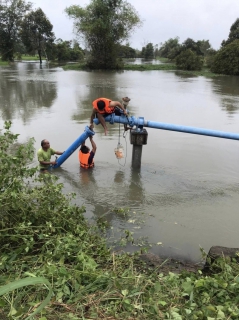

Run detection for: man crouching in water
[[37, 139, 64, 173], [79, 135, 97, 168]]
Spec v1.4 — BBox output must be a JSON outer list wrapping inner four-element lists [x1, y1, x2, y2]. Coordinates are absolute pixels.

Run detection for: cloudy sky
[[32, 0, 239, 50]]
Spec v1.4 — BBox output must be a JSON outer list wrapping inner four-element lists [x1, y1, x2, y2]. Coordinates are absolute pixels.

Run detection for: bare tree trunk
[[38, 49, 42, 64]]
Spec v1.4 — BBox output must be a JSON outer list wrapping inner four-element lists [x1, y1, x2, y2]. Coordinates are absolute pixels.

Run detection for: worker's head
[[41, 139, 50, 149], [80, 145, 90, 154], [97, 100, 105, 111]]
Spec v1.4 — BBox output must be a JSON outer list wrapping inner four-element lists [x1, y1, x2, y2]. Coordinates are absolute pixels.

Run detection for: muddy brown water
[[1, 61, 239, 262]]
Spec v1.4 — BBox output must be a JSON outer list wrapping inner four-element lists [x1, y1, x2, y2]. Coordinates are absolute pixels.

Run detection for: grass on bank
[[0, 55, 219, 77], [61, 62, 86, 70], [62, 59, 218, 77], [123, 63, 177, 71], [20, 55, 46, 61], [1, 121, 239, 320], [0, 60, 9, 66], [0, 55, 46, 65]]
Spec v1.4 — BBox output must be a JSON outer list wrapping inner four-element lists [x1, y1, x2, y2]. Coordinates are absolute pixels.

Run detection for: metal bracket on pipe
[[128, 116, 136, 128], [137, 117, 144, 131]]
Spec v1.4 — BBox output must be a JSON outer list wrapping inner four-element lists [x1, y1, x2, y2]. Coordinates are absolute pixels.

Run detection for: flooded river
[[1, 61, 239, 262]]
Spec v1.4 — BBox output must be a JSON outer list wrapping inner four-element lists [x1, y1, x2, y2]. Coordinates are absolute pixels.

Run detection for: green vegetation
[[141, 43, 154, 59], [221, 18, 239, 47], [62, 62, 87, 70], [124, 63, 177, 71], [156, 57, 171, 63], [0, 0, 32, 61], [211, 40, 239, 75], [52, 39, 84, 62], [124, 62, 219, 77], [1, 122, 239, 319], [65, 0, 141, 69], [20, 55, 46, 61], [62, 59, 220, 78], [62, 61, 177, 72], [176, 69, 219, 78], [156, 37, 181, 60], [176, 49, 203, 71], [117, 44, 137, 59], [155, 18, 239, 75], [1, 0, 239, 74], [157, 38, 211, 71], [0, 0, 84, 64], [0, 60, 9, 65], [21, 8, 55, 64]]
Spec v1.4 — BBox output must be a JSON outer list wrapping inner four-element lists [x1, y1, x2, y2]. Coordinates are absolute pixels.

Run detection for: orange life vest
[[78, 150, 94, 168], [92, 98, 114, 114]]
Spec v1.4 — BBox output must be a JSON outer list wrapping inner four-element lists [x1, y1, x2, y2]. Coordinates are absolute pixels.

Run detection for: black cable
[[117, 127, 128, 167]]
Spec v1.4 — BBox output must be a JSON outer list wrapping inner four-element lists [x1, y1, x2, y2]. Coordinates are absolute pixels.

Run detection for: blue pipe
[[93, 114, 239, 141], [53, 126, 95, 168]]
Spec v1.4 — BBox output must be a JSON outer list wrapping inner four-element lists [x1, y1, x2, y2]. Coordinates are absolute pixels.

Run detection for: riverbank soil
[[139, 246, 239, 274], [138, 253, 203, 274]]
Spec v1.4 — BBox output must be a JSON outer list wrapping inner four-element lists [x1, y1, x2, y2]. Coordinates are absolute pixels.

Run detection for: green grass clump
[[156, 57, 170, 63], [175, 67, 220, 77], [62, 62, 87, 70], [1, 121, 239, 319], [0, 60, 9, 66], [123, 63, 177, 71], [20, 55, 46, 61]]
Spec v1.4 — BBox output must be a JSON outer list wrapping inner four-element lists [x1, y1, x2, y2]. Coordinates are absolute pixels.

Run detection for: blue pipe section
[[93, 114, 239, 141], [53, 126, 95, 168]]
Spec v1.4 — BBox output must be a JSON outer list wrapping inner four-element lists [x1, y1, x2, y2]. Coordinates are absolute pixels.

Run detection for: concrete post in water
[[130, 128, 148, 168], [130, 117, 148, 168]]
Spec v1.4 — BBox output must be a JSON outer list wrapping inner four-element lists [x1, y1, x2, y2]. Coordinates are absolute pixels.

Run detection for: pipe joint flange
[[85, 126, 95, 136], [128, 116, 135, 127]]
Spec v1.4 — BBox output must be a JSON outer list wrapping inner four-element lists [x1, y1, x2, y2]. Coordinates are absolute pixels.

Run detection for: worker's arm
[[90, 109, 97, 125], [38, 159, 56, 165], [89, 136, 96, 154], [109, 101, 128, 115], [55, 151, 64, 155]]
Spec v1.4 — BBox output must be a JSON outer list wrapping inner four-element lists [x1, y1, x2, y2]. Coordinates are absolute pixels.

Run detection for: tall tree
[[211, 39, 239, 75], [0, 0, 32, 61], [54, 39, 84, 61], [65, 0, 141, 69], [117, 43, 136, 58], [158, 37, 181, 59], [20, 8, 55, 63], [221, 18, 239, 47], [196, 40, 211, 58], [182, 38, 198, 53], [142, 42, 154, 59]]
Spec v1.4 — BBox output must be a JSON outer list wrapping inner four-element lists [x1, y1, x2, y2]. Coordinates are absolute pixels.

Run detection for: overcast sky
[[32, 0, 239, 50]]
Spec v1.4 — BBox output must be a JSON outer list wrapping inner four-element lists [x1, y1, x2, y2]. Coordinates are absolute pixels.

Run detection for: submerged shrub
[[176, 49, 203, 71]]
